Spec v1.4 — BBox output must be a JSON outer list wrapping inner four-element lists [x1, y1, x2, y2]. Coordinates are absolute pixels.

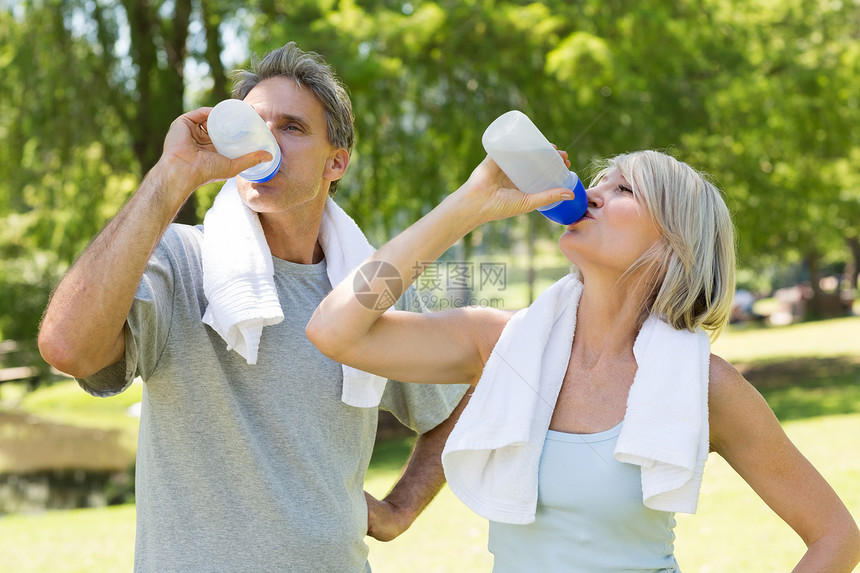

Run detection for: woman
[[307, 150, 860, 571]]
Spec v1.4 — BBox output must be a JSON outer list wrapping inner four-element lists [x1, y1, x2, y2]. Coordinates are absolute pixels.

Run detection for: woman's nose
[[586, 187, 603, 208]]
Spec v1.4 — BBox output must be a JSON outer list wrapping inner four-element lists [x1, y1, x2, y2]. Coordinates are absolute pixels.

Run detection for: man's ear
[[325, 148, 350, 181]]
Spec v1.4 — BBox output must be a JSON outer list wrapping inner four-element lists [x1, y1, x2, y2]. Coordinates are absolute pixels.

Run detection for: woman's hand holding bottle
[[444, 150, 575, 232]]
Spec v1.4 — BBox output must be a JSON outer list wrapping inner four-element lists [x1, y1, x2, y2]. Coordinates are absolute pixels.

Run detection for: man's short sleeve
[[379, 380, 467, 435]]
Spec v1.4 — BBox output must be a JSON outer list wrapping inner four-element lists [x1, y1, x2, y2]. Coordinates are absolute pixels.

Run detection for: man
[[38, 42, 468, 571]]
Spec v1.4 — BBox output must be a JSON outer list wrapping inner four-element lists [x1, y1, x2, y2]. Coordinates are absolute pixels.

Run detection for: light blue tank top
[[488, 422, 680, 572]]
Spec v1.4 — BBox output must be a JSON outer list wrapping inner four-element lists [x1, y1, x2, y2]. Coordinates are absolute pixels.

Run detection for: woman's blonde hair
[[590, 150, 736, 339]]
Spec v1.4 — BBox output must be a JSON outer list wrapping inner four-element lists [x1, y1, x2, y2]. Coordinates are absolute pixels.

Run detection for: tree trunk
[[804, 249, 824, 319], [843, 236, 860, 314], [847, 236, 860, 293], [201, 0, 230, 104], [122, 0, 196, 224]]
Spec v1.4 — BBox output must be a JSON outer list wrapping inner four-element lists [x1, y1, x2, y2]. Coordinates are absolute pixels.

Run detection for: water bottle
[[482, 110, 587, 225], [207, 99, 282, 183]]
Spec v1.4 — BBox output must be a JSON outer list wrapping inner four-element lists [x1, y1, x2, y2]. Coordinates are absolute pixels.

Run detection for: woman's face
[[559, 168, 662, 275]]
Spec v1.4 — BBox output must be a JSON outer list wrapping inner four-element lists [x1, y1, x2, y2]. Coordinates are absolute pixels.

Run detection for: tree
[[4, 0, 858, 351], [0, 0, 236, 346], [686, 0, 860, 314], [245, 0, 738, 294]]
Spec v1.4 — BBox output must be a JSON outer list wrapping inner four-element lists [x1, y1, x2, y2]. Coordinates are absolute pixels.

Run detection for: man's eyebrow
[[273, 113, 312, 130]]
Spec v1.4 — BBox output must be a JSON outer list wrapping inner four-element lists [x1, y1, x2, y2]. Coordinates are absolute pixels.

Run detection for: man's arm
[[365, 390, 470, 542], [38, 108, 270, 379]]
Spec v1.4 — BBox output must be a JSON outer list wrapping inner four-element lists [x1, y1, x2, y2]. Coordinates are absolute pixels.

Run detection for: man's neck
[[259, 197, 328, 264]]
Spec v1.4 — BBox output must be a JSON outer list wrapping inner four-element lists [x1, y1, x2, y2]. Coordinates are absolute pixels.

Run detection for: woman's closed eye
[[618, 184, 633, 194]]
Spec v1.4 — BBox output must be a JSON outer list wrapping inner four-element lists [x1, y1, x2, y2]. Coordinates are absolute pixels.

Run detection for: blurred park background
[[1, 0, 859, 571]]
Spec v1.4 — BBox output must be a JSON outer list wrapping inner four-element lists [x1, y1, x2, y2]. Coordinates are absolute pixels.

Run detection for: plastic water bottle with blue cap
[[207, 99, 282, 183], [482, 110, 587, 225]]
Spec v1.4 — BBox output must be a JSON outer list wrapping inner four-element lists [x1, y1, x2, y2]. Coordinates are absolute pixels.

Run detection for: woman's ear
[[325, 148, 350, 182]]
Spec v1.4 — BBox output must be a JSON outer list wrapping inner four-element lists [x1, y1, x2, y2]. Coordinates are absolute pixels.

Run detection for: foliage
[[0, 0, 235, 341], [0, 4, 132, 340], [2, 0, 859, 346], [245, 0, 734, 242], [686, 0, 860, 281]]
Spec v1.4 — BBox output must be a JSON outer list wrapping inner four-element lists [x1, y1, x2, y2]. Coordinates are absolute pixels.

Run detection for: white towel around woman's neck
[[201, 178, 387, 407], [441, 274, 711, 524]]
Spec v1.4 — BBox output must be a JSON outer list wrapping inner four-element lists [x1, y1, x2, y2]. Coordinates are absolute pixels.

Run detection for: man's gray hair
[[232, 42, 355, 194]]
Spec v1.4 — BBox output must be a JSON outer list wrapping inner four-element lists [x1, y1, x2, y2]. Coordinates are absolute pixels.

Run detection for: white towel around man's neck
[[441, 274, 711, 524], [201, 178, 387, 407]]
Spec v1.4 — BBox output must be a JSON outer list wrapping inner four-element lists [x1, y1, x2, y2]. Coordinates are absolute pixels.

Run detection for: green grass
[[675, 414, 860, 572], [1, 316, 859, 571], [714, 315, 860, 363], [714, 317, 860, 423], [364, 438, 493, 572], [5, 414, 852, 572], [0, 505, 136, 573], [3, 377, 143, 429]]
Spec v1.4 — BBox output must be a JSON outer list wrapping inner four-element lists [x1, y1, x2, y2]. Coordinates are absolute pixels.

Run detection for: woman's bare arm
[[709, 355, 860, 571], [307, 155, 575, 385]]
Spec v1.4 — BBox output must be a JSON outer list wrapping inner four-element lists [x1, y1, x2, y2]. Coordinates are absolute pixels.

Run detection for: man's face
[[236, 76, 348, 215]]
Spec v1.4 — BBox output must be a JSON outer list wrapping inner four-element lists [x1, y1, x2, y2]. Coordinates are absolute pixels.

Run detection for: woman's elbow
[[812, 509, 860, 570], [305, 311, 350, 362], [845, 517, 860, 568]]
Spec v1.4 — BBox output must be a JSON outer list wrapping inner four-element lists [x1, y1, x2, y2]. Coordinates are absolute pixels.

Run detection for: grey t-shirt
[[80, 224, 466, 573]]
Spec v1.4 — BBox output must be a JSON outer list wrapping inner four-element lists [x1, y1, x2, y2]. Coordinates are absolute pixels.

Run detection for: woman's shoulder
[[707, 352, 776, 452], [456, 305, 516, 328], [708, 353, 742, 386], [707, 353, 754, 405]]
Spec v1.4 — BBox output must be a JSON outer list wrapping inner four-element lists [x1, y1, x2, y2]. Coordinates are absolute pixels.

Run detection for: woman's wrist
[[436, 186, 492, 237]]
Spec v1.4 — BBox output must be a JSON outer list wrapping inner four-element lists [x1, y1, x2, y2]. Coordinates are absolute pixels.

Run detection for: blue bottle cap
[[242, 154, 282, 183], [537, 173, 587, 225]]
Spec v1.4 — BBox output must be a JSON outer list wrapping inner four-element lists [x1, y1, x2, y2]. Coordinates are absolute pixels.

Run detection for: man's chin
[[242, 191, 325, 217], [235, 186, 279, 213]]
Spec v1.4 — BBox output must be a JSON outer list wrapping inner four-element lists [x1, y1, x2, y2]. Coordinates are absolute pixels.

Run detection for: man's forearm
[[367, 391, 471, 541], [38, 163, 190, 377], [39, 108, 271, 378]]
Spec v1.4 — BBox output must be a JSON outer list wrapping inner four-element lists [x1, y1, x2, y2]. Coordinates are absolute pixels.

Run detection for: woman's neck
[[572, 272, 651, 367]]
